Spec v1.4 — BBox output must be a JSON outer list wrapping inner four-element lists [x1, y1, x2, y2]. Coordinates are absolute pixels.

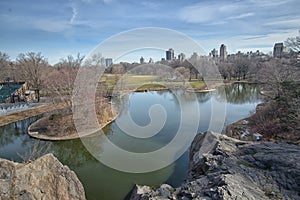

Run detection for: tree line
[[0, 52, 84, 103], [0, 32, 299, 140]]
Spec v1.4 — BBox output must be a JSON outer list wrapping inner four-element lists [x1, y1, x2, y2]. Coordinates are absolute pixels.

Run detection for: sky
[[0, 0, 299, 64]]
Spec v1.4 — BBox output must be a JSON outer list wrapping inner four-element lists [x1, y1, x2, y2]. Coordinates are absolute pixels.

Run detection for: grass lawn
[[136, 83, 167, 91], [99, 73, 208, 91], [188, 81, 207, 90]]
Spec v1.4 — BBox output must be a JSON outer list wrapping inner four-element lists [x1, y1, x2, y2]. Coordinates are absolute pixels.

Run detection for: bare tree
[[285, 32, 300, 68], [285, 31, 300, 53], [43, 54, 85, 105], [252, 58, 300, 135], [54, 53, 84, 69], [258, 58, 297, 100], [111, 64, 125, 84], [218, 61, 233, 80], [17, 52, 48, 102], [0, 52, 12, 82], [43, 67, 78, 105], [175, 66, 190, 83], [231, 57, 251, 80]]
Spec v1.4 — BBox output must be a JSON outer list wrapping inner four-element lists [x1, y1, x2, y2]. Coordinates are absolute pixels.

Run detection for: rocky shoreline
[[0, 154, 86, 200], [130, 131, 300, 200]]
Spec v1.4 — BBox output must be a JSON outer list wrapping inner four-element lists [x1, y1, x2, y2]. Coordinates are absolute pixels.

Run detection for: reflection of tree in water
[[0, 116, 101, 167], [0, 124, 19, 147], [168, 90, 198, 106], [115, 94, 129, 116], [14, 132, 99, 168], [0, 117, 39, 148], [196, 92, 211, 103], [214, 83, 260, 104], [49, 137, 101, 168]]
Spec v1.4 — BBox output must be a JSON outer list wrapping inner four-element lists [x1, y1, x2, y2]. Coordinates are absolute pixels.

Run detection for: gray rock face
[[130, 131, 300, 200], [0, 153, 86, 200]]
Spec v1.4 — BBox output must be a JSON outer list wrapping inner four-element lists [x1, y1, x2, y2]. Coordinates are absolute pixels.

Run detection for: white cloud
[[70, 6, 78, 24], [140, 2, 161, 9], [264, 18, 300, 28], [178, 1, 247, 24], [178, 4, 220, 23], [34, 20, 71, 32], [178, 0, 296, 25], [227, 13, 254, 20], [248, 0, 293, 7]]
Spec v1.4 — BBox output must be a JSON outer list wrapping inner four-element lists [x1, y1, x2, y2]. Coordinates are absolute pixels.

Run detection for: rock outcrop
[[130, 131, 300, 200], [0, 153, 86, 200]]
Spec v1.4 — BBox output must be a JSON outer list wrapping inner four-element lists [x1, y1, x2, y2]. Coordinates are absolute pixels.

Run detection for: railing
[[0, 103, 31, 116]]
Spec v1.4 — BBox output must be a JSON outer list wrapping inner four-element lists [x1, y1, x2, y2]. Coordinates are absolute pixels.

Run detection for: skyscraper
[[140, 56, 145, 64], [178, 53, 186, 61], [166, 48, 174, 60], [211, 48, 218, 58], [105, 58, 113, 67], [220, 44, 227, 61], [273, 43, 284, 58]]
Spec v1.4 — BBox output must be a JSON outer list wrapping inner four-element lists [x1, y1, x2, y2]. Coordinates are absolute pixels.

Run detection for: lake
[[0, 83, 261, 200]]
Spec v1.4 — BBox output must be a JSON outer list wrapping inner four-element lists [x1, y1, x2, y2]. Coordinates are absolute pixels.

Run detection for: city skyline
[[0, 0, 299, 64]]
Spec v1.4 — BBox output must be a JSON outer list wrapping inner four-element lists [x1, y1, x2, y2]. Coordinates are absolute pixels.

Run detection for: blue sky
[[0, 0, 299, 64]]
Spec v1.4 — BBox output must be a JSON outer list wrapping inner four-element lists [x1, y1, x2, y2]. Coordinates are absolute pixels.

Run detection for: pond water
[[0, 83, 261, 200]]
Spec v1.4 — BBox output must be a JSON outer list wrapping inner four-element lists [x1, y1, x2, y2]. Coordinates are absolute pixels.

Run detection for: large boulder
[[130, 131, 300, 200], [0, 153, 86, 200]]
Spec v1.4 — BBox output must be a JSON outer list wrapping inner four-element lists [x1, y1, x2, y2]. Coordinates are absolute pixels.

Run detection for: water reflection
[[50, 139, 98, 168], [0, 117, 38, 147], [0, 83, 261, 200], [214, 83, 260, 104]]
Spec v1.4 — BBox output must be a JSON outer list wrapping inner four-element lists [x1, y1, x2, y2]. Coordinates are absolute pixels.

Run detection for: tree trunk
[[36, 89, 40, 102]]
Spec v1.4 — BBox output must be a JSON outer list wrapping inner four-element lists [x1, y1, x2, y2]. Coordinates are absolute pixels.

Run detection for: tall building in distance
[[178, 53, 186, 61], [220, 44, 227, 61], [273, 43, 284, 58], [166, 48, 174, 60], [210, 48, 218, 58], [140, 56, 145, 64], [105, 58, 113, 67]]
